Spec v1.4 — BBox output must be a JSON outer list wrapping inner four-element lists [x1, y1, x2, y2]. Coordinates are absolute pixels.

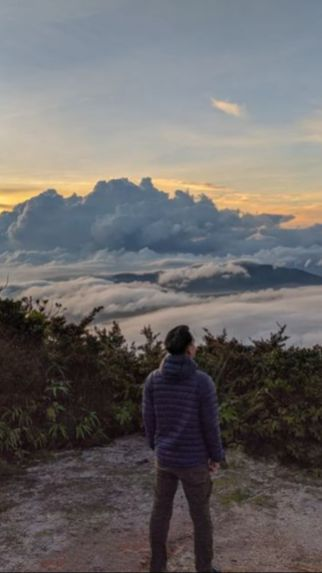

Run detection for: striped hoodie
[[142, 353, 224, 468]]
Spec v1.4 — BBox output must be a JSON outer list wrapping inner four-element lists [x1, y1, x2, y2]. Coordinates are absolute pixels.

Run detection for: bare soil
[[0, 434, 322, 573]]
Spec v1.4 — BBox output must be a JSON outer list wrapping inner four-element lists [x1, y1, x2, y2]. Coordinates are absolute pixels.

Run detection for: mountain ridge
[[109, 261, 322, 295]]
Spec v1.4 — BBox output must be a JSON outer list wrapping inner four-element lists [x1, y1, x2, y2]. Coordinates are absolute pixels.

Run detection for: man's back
[[143, 353, 224, 468]]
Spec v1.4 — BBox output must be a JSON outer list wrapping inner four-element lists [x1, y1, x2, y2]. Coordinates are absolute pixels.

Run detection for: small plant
[[75, 411, 98, 439]]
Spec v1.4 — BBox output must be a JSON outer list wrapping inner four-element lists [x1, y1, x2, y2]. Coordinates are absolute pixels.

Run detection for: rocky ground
[[0, 434, 322, 573]]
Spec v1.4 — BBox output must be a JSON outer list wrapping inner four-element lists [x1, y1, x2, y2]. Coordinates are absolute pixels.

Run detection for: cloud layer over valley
[[1, 178, 322, 348], [118, 285, 322, 348]]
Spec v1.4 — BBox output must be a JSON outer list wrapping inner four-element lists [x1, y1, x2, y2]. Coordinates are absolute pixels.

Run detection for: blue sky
[[1, 0, 322, 224]]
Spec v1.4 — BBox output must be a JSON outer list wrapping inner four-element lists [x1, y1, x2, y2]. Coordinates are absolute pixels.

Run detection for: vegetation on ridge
[[0, 294, 321, 467]]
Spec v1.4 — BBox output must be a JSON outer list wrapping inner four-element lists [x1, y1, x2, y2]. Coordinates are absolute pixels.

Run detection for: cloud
[[1, 177, 322, 262], [2, 241, 322, 350], [3, 265, 322, 349], [300, 109, 322, 143], [211, 98, 245, 118], [117, 285, 322, 348], [0, 246, 214, 277], [1, 276, 203, 321], [158, 261, 249, 288], [2, 244, 322, 298]]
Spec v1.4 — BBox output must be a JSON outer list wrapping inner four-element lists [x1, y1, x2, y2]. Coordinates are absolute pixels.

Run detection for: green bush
[[0, 295, 321, 467]]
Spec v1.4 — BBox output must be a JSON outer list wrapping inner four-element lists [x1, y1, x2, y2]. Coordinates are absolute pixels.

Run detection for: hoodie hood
[[159, 353, 197, 382]]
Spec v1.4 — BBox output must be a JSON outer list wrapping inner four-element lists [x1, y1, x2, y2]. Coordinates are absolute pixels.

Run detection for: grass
[[0, 458, 22, 478], [0, 500, 17, 514], [218, 486, 253, 506]]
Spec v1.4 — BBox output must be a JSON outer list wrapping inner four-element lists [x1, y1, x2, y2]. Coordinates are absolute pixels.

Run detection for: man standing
[[142, 324, 224, 573]]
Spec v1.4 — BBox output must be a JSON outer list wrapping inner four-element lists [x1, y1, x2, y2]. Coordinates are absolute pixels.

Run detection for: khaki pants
[[149, 460, 213, 573]]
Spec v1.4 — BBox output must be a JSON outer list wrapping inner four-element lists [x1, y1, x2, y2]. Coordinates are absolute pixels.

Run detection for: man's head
[[164, 324, 196, 357]]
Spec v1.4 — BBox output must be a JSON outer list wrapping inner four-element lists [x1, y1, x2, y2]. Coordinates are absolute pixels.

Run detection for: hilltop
[[0, 434, 321, 573]]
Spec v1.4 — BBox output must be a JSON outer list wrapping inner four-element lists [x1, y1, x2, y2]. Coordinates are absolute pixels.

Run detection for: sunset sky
[[1, 0, 322, 226]]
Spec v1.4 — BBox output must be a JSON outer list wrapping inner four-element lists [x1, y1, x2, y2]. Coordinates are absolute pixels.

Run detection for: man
[[142, 324, 224, 573]]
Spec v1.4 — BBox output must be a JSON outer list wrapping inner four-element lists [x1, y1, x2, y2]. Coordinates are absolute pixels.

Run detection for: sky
[[1, 0, 322, 226]]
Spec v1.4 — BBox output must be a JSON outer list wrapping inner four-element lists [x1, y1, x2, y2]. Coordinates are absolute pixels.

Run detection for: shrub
[[0, 295, 321, 467]]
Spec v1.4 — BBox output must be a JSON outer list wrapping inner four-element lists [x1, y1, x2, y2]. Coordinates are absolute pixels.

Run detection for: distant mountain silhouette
[[108, 262, 322, 295], [110, 272, 160, 284]]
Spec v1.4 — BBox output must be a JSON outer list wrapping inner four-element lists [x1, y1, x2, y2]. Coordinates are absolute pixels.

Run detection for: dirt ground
[[0, 434, 322, 573]]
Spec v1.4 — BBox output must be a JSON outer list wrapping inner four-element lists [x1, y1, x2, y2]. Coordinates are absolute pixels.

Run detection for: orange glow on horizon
[[0, 177, 321, 229]]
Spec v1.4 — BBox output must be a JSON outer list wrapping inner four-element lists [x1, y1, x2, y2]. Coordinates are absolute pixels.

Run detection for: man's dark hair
[[164, 324, 193, 355]]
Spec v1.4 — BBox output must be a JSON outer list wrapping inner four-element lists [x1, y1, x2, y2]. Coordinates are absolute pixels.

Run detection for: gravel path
[[0, 434, 322, 572]]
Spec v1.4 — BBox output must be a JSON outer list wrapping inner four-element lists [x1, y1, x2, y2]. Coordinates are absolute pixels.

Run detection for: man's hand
[[208, 460, 221, 474]]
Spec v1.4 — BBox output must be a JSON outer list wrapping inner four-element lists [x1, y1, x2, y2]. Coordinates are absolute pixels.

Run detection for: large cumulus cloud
[[1, 177, 322, 265]]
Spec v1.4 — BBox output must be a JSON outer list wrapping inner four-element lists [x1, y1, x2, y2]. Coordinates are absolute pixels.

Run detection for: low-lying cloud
[[118, 285, 322, 348], [2, 273, 322, 348], [1, 276, 203, 321], [158, 261, 249, 288]]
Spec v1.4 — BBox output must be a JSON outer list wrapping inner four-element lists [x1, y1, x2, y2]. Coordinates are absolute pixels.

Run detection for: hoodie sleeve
[[142, 372, 156, 450], [199, 374, 225, 462]]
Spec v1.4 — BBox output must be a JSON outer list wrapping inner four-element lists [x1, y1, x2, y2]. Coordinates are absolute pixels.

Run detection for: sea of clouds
[[1, 177, 322, 346]]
